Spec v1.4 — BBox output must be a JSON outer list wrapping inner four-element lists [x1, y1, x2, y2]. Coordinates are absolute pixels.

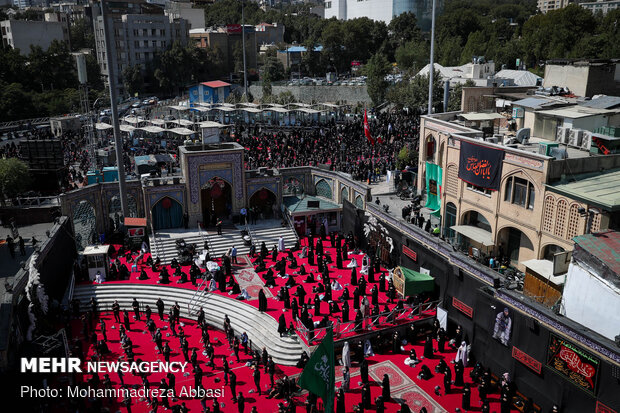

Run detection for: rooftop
[[201, 80, 231, 88], [572, 230, 620, 277], [546, 168, 620, 211], [579, 95, 620, 110], [537, 105, 620, 119], [283, 195, 341, 214], [494, 69, 542, 87]]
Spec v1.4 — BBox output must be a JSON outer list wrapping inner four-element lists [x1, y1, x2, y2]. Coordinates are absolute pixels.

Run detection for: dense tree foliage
[[365, 53, 391, 106], [0, 158, 32, 199]]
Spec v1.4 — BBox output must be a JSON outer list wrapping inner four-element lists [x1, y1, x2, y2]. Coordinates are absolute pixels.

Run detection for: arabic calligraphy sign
[[512, 346, 542, 374], [458, 141, 505, 190], [546, 333, 600, 395]]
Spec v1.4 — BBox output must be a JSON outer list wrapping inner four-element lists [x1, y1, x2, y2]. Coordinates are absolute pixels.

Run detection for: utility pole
[[100, 0, 129, 217], [241, 0, 248, 99], [428, 0, 437, 115]]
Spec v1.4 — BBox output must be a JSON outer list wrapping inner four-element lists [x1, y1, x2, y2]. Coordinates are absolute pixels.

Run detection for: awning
[[199, 121, 225, 128], [190, 106, 210, 112], [119, 124, 135, 132], [169, 119, 194, 126], [123, 116, 144, 124], [522, 259, 566, 286], [213, 106, 236, 112], [240, 107, 263, 113], [149, 119, 166, 125], [295, 108, 322, 114], [459, 113, 505, 121], [168, 105, 190, 111], [168, 127, 195, 136], [450, 225, 494, 246], [138, 126, 166, 133], [265, 107, 289, 113], [95, 122, 113, 130]]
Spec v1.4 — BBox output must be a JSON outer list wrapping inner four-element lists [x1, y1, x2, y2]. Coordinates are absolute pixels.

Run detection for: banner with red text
[[458, 141, 505, 190]]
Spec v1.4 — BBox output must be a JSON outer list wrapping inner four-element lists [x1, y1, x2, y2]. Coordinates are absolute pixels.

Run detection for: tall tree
[[0, 158, 32, 199], [365, 53, 391, 106]]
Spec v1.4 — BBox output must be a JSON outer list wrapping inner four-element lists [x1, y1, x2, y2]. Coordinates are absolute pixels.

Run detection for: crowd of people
[[237, 110, 420, 183]]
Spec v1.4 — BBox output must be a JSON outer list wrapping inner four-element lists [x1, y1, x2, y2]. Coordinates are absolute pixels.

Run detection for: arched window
[[425, 135, 436, 162], [355, 195, 364, 209], [340, 186, 349, 203], [444, 202, 457, 242], [315, 179, 332, 199], [543, 244, 565, 261], [554, 199, 567, 238], [543, 195, 555, 233], [567, 204, 582, 239], [505, 176, 535, 209]]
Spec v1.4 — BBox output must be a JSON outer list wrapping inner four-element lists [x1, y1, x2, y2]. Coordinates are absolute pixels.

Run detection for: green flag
[[298, 327, 335, 413], [424, 161, 443, 216]]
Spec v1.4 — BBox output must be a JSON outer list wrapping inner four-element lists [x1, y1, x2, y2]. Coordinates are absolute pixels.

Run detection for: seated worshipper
[[236, 289, 250, 300], [138, 269, 149, 280], [331, 279, 343, 291], [208, 278, 217, 291], [170, 257, 179, 270], [294, 265, 307, 275], [95, 270, 106, 284], [360, 255, 370, 275], [313, 282, 325, 294], [340, 287, 350, 301], [255, 256, 266, 272], [271, 246, 278, 262], [329, 300, 341, 314], [304, 272, 316, 283], [230, 281, 241, 295], [176, 269, 188, 284], [298, 246, 308, 259], [264, 269, 277, 287], [289, 257, 299, 270], [347, 256, 358, 268], [159, 268, 171, 284], [249, 243, 256, 257], [364, 339, 375, 357], [418, 364, 433, 380], [435, 358, 448, 374], [405, 348, 420, 367], [287, 250, 295, 262], [285, 273, 297, 288]]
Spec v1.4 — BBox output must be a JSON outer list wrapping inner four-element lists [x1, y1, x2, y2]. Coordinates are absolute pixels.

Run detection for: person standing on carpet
[[229, 370, 237, 401], [382, 374, 391, 401], [336, 387, 346, 413], [132, 298, 140, 320], [237, 392, 245, 413], [360, 357, 369, 384], [278, 235, 285, 252], [423, 334, 434, 359], [342, 366, 350, 391], [278, 314, 286, 337], [253, 366, 262, 395]]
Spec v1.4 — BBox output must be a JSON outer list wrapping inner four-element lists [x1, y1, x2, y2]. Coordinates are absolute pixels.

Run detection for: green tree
[[395, 40, 429, 71], [0, 158, 32, 199], [447, 79, 475, 112], [70, 18, 95, 51], [122, 65, 144, 97], [386, 70, 443, 112], [397, 146, 418, 170], [388, 12, 422, 48], [262, 55, 285, 82], [365, 53, 391, 106], [460, 31, 487, 65]]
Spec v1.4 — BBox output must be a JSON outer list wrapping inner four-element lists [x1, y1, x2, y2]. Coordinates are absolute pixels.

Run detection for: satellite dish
[[515, 128, 531, 144]]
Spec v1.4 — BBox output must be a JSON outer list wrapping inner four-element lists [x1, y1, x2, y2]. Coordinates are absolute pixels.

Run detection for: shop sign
[[402, 245, 417, 262], [452, 297, 473, 318], [512, 346, 542, 374], [546, 333, 600, 395]]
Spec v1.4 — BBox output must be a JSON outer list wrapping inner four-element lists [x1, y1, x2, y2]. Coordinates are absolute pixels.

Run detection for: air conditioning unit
[[581, 132, 592, 151], [556, 127, 570, 144], [568, 129, 583, 147]]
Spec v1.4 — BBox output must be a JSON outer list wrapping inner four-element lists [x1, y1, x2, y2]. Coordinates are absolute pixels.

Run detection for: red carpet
[[66, 311, 513, 413]]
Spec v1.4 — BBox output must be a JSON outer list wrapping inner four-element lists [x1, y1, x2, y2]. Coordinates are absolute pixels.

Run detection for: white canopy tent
[[149, 119, 166, 126], [95, 122, 113, 130], [168, 105, 190, 111], [168, 127, 195, 136], [119, 124, 135, 133], [138, 126, 166, 134], [123, 116, 144, 124], [169, 119, 195, 127]]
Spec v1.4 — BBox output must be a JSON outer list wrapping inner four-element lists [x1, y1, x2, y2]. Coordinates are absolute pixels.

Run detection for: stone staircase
[[73, 283, 303, 366], [149, 220, 298, 265]]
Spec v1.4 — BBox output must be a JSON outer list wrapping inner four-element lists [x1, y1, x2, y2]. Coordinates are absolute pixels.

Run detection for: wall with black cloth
[[37, 218, 77, 300], [342, 199, 364, 247]]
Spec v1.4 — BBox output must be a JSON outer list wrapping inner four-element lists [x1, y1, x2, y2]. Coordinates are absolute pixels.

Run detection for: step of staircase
[[73, 283, 302, 365], [149, 222, 299, 265]]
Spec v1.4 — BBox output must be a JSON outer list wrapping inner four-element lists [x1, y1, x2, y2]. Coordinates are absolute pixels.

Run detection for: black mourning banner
[[458, 141, 505, 190]]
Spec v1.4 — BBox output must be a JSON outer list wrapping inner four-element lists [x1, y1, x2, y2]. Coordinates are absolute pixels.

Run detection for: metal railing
[[295, 299, 440, 345], [281, 205, 299, 244], [149, 220, 164, 262], [187, 279, 208, 317], [198, 222, 215, 257], [3, 196, 61, 207]]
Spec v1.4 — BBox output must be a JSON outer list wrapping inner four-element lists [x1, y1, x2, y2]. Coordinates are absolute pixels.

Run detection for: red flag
[[364, 110, 374, 145]]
